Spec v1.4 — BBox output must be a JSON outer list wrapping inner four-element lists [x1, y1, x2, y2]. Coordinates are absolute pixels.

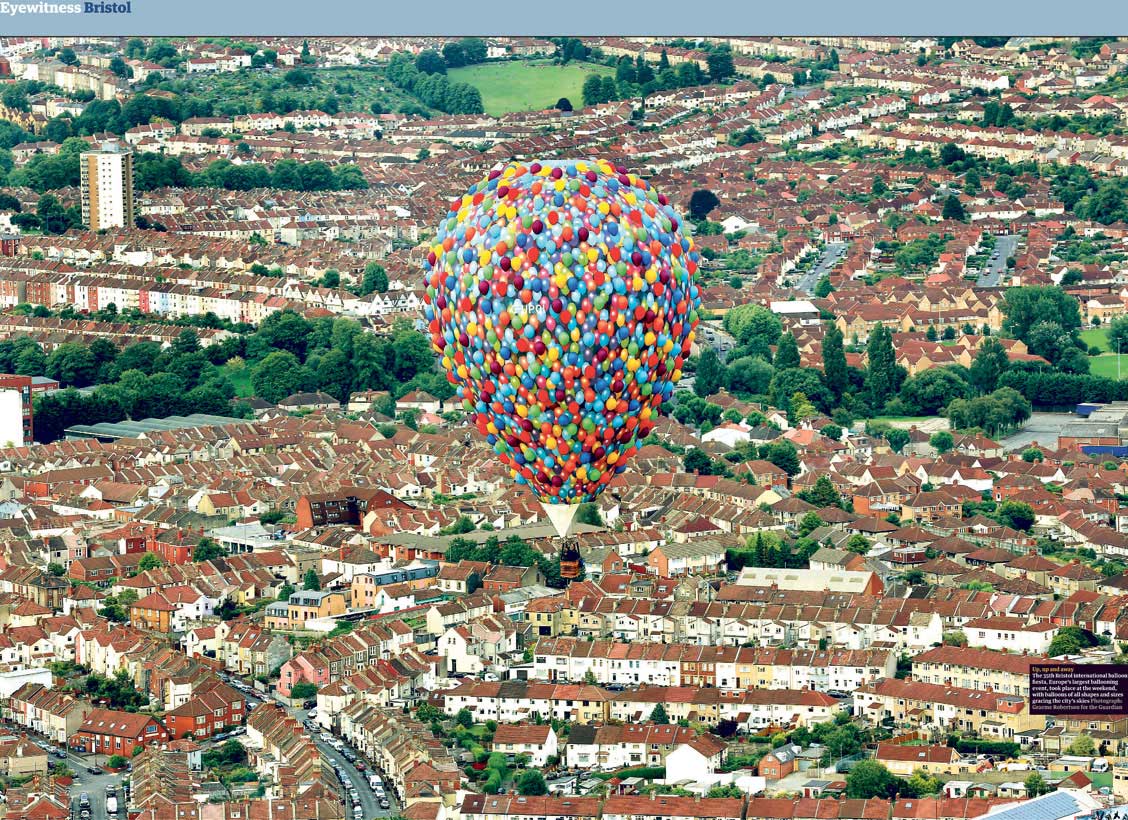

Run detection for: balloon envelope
[[423, 159, 701, 506]]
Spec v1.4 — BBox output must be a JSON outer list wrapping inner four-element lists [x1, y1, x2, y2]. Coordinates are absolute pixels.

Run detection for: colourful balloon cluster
[[423, 159, 701, 505]]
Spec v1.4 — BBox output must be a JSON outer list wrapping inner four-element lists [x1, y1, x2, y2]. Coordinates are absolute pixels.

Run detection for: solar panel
[[981, 791, 1080, 820]]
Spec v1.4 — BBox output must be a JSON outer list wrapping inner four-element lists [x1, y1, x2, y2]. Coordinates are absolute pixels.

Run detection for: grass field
[[222, 361, 254, 397], [1089, 353, 1128, 379], [448, 60, 613, 116], [1082, 327, 1111, 352]]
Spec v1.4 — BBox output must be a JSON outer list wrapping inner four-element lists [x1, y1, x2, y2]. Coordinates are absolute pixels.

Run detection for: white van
[[368, 775, 382, 790]]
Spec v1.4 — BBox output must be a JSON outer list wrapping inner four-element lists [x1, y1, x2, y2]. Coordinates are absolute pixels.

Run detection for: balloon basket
[[559, 535, 583, 581]]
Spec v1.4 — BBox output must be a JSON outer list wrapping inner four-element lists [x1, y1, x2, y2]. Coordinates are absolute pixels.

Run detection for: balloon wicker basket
[[559, 536, 583, 581]]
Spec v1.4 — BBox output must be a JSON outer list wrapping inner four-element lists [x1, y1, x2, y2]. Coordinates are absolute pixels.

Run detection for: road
[[67, 767, 124, 820], [0, 718, 124, 820], [795, 241, 847, 294], [976, 233, 1018, 287], [288, 705, 398, 820]]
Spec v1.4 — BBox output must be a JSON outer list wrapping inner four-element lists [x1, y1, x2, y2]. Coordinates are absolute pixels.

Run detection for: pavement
[[976, 234, 1018, 287], [999, 411, 1076, 453], [795, 241, 847, 294]]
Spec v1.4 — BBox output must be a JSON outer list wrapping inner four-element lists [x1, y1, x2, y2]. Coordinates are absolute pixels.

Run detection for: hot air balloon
[[422, 159, 701, 575]]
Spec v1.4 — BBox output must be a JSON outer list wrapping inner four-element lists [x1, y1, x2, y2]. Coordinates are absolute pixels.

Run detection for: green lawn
[[1082, 327, 1111, 352], [222, 361, 254, 397], [448, 60, 613, 117], [1089, 353, 1128, 379]]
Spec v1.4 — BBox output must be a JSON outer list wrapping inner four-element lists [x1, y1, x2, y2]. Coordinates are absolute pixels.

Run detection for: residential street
[[795, 241, 847, 294], [976, 233, 1018, 287]]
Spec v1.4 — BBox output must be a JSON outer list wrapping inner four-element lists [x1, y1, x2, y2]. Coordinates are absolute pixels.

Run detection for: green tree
[[251, 350, 303, 403], [798, 511, 824, 537], [194, 537, 228, 562], [822, 324, 848, 400], [290, 682, 318, 700], [1022, 446, 1044, 463], [900, 368, 972, 415], [303, 569, 321, 590], [865, 325, 901, 410], [723, 304, 782, 357], [942, 194, 967, 221], [456, 707, 474, 728], [969, 338, 1010, 394], [1002, 286, 1082, 342], [995, 499, 1035, 531], [1025, 772, 1048, 798], [694, 349, 726, 397], [929, 431, 954, 454], [361, 262, 389, 295], [45, 342, 97, 387], [516, 769, 548, 796], [1068, 734, 1096, 755], [845, 760, 899, 799], [688, 189, 720, 221], [800, 476, 840, 509], [684, 449, 723, 476], [774, 332, 801, 370], [576, 503, 603, 527], [762, 440, 800, 475], [138, 552, 163, 572], [726, 356, 773, 395], [706, 48, 735, 81], [582, 74, 607, 106], [649, 703, 669, 724], [415, 50, 446, 75]]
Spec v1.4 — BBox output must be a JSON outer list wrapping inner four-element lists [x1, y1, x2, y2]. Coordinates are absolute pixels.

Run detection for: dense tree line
[[27, 312, 446, 443], [6, 141, 367, 195], [385, 52, 484, 115]]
